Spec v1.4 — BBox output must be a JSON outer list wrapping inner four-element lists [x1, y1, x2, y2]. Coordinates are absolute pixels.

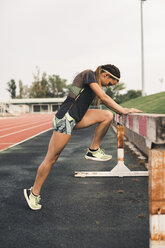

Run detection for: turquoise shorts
[[52, 112, 76, 135]]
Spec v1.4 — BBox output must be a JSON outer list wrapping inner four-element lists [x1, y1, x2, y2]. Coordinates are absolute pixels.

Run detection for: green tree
[[40, 72, 51, 98], [6, 67, 68, 99], [29, 68, 50, 98], [48, 74, 67, 97], [29, 67, 67, 98], [116, 89, 142, 103], [7, 79, 17, 99], [18, 80, 24, 98], [126, 89, 142, 99], [106, 82, 126, 102], [29, 67, 42, 98], [22, 84, 30, 98]]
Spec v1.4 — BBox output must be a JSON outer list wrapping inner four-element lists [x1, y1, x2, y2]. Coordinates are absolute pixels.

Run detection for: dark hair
[[101, 64, 120, 81], [94, 64, 120, 106]]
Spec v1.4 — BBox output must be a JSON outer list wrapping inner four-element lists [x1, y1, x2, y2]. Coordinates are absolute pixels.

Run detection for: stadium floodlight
[[140, 0, 147, 96]]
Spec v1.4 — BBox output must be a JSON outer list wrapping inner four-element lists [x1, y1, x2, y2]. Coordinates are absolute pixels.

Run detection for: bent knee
[[104, 110, 113, 123]]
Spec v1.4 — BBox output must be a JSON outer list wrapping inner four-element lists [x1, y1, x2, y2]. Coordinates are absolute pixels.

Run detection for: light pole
[[140, 0, 147, 96]]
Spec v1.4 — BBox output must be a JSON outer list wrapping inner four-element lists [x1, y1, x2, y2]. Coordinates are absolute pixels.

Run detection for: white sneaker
[[85, 148, 112, 162], [24, 187, 42, 210]]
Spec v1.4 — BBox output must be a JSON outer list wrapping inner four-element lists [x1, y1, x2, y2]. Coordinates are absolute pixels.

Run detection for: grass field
[[120, 91, 165, 114]]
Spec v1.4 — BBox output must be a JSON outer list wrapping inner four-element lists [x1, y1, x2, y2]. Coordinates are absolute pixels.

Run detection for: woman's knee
[[45, 154, 59, 166], [103, 110, 113, 123]]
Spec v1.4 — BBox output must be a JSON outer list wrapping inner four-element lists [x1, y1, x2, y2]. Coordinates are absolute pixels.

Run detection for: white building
[[0, 97, 66, 114]]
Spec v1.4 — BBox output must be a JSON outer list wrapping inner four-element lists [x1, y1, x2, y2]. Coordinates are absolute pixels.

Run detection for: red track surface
[[0, 113, 55, 151]]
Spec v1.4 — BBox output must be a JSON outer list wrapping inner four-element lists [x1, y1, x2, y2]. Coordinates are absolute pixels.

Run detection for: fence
[[75, 112, 165, 247], [115, 113, 165, 247]]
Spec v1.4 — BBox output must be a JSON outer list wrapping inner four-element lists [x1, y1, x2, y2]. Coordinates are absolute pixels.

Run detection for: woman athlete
[[24, 64, 142, 210]]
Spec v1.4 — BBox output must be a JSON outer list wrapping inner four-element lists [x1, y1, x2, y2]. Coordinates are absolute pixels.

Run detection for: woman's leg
[[75, 109, 113, 149], [32, 131, 71, 196], [29, 109, 112, 196]]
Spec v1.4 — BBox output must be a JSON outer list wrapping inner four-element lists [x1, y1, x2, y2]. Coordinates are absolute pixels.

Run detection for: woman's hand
[[122, 108, 143, 114]]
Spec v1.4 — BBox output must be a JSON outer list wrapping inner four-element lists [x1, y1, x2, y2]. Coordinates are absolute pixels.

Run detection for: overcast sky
[[0, 0, 165, 100]]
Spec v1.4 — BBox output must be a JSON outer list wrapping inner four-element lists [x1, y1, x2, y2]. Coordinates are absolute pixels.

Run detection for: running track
[[0, 113, 55, 151]]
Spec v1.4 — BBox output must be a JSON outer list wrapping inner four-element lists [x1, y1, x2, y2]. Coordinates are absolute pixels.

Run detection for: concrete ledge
[[124, 126, 148, 156], [114, 113, 165, 156]]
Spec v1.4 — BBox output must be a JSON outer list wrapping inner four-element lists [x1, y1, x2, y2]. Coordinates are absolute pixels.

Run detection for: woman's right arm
[[89, 83, 142, 114]]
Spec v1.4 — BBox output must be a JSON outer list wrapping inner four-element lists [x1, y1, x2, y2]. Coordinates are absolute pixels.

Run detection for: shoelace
[[35, 195, 41, 204], [98, 148, 106, 155], [30, 188, 41, 204]]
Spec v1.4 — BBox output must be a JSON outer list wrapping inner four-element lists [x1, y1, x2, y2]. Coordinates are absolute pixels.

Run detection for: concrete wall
[[114, 113, 165, 157]]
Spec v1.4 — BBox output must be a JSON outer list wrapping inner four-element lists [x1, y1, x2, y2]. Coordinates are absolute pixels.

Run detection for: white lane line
[[0, 128, 52, 153], [0, 119, 52, 132], [0, 121, 51, 138], [0, 115, 53, 131]]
